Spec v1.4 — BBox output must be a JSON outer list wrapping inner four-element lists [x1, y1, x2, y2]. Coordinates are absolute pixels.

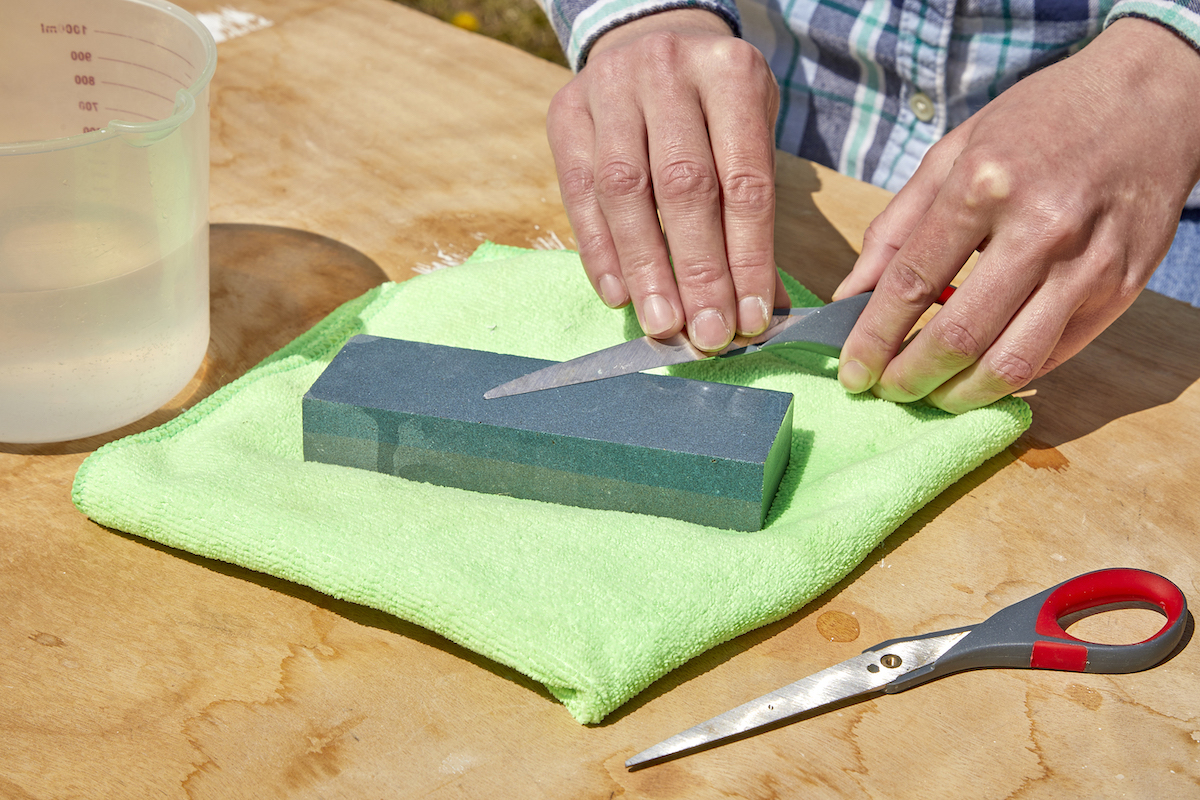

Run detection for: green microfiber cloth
[[72, 242, 1030, 723]]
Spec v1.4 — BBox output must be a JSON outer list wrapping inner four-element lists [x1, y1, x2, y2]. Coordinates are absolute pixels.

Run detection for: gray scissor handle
[[868, 568, 1188, 694]]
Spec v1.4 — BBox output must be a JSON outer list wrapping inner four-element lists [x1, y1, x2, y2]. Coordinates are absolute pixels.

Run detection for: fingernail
[[689, 308, 732, 351], [831, 280, 848, 302], [839, 359, 873, 393], [641, 294, 677, 336], [737, 295, 770, 335], [598, 274, 627, 307]]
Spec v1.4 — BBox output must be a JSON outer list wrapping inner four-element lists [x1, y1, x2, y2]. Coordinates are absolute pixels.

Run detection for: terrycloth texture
[[73, 243, 1031, 723]]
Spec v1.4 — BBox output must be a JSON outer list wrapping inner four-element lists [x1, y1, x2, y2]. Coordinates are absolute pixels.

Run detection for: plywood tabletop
[[2, 0, 1198, 797]]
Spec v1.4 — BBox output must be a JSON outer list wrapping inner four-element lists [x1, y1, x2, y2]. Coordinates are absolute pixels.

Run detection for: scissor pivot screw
[[880, 654, 903, 669]]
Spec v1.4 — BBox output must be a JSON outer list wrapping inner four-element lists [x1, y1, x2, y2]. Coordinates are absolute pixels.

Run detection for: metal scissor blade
[[484, 309, 804, 400], [625, 631, 969, 770], [483, 333, 707, 399], [744, 291, 872, 358]]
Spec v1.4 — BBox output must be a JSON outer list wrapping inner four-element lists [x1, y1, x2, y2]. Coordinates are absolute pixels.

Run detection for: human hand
[[833, 18, 1200, 413], [546, 10, 788, 351]]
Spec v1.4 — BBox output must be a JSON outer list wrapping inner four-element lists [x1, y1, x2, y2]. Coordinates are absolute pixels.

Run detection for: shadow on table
[[1021, 288, 1200, 447], [2, 223, 388, 456], [772, 156, 867, 302]]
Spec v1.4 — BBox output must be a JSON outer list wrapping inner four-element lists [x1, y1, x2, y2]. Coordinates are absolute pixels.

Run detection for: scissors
[[626, 567, 1188, 770], [484, 287, 956, 400]]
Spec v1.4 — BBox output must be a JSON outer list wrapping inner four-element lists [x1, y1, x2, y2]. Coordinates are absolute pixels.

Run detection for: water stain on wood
[[181, 619, 372, 798], [1066, 683, 1104, 711], [30, 632, 65, 647], [816, 611, 860, 643], [1010, 435, 1070, 472]]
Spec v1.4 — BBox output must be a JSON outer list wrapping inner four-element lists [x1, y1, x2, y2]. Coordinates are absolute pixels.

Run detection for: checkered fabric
[[540, 0, 1200, 204]]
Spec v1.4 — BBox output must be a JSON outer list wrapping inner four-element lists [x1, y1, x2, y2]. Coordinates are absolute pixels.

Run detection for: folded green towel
[[73, 242, 1030, 723]]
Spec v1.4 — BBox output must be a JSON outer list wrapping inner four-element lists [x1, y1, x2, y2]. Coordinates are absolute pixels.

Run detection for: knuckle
[[950, 148, 1016, 208], [556, 164, 596, 204], [963, 158, 1014, 207], [860, 220, 886, 250], [1036, 351, 1065, 378], [984, 349, 1037, 391], [1027, 204, 1084, 253], [573, 228, 613, 260], [672, 253, 728, 288], [713, 36, 771, 77], [854, 319, 897, 357], [595, 158, 652, 200], [886, 257, 941, 307], [721, 168, 774, 213], [655, 157, 719, 205], [546, 85, 581, 123], [640, 31, 687, 70], [586, 47, 633, 83], [726, 246, 774, 276], [859, 219, 902, 258], [926, 315, 985, 361], [880, 371, 927, 402]]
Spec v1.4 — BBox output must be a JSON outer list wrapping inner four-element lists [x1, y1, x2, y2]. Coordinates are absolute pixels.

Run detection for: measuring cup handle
[[1029, 568, 1188, 673]]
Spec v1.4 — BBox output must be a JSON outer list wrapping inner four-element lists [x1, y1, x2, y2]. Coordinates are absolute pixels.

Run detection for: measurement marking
[[100, 81, 173, 104], [93, 29, 195, 69], [96, 56, 189, 87], [104, 107, 158, 121]]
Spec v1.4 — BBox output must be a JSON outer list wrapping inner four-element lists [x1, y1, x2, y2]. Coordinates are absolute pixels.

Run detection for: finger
[[547, 87, 629, 308], [872, 245, 1043, 404], [643, 60, 735, 350], [703, 39, 780, 336], [588, 63, 683, 338], [837, 170, 990, 394], [833, 131, 964, 301], [924, 288, 1075, 413]]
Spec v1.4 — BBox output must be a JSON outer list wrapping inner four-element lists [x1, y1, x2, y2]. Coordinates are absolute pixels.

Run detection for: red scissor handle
[[1029, 568, 1187, 671]]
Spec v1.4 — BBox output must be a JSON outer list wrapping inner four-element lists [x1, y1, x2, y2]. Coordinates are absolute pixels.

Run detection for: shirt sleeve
[[535, 0, 743, 71], [1105, 0, 1200, 51]]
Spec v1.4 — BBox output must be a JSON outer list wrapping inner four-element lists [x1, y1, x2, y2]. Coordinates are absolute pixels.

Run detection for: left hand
[[833, 17, 1200, 413]]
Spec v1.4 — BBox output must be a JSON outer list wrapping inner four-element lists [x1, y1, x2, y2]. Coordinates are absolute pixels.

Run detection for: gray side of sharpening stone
[[302, 335, 794, 531]]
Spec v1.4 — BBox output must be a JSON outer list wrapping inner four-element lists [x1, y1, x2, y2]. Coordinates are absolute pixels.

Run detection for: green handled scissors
[[627, 568, 1189, 770]]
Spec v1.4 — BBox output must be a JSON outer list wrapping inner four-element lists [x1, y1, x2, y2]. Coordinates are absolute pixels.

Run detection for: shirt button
[[909, 91, 935, 123]]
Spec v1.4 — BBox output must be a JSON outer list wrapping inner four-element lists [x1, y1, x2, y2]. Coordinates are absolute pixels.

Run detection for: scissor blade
[[484, 309, 805, 400], [483, 334, 707, 399], [625, 631, 968, 770], [745, 291, 872, 358]]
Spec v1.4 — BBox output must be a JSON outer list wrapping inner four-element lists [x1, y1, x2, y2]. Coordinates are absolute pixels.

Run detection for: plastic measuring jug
[[1, 0, 217, 443]]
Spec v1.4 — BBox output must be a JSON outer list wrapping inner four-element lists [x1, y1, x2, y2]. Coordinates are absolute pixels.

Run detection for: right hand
[[546, 10, 788, 352]]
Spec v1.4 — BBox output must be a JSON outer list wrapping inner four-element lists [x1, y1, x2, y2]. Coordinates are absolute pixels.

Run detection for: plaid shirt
[[543, 0, 1200, 204]]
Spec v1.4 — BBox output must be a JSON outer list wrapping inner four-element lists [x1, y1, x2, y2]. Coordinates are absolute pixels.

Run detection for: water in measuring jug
[[0, 0, 216, 443], [0, 211, 209, 443]]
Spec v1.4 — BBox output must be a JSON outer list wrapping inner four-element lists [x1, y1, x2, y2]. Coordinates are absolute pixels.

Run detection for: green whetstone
[[302, 335, 794, 531]]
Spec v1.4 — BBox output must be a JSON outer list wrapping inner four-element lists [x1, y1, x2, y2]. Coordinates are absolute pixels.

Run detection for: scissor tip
[[624, 746, 677, 770], [624, 755, 651, 771]]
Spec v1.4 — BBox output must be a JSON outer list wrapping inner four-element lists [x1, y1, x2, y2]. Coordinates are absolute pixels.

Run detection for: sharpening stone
[[302, 335, 794, 531]]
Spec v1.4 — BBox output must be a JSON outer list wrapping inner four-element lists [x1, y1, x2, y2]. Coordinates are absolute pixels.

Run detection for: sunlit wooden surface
[[3, 1, 1198, 797]]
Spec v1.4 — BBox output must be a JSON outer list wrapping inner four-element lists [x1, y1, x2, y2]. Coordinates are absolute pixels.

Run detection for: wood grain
[[3, 0, 1198, 797]]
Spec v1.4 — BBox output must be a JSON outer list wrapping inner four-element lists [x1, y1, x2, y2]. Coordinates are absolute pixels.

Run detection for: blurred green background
[[391, 0, 568, 66]]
